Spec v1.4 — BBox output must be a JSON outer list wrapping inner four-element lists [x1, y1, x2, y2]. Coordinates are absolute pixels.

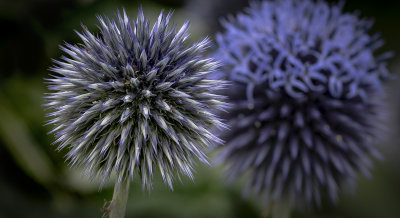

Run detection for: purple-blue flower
[[214, 0, 392, 207], [45, 8, 228, 190]]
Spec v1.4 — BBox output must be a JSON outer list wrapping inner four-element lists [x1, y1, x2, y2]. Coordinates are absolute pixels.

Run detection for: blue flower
[[214, 0, 392, 207], [45, 8, 228, 190]]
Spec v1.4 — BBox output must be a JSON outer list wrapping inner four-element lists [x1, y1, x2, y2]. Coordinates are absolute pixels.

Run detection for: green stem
[[109, 181, 130, 218], [271, 199, 291, 218]]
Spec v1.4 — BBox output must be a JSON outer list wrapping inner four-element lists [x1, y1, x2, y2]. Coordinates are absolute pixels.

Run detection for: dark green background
[[0, 0, 399, 217]]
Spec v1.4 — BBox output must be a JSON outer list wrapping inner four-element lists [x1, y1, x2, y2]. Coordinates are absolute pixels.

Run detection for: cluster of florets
[[45, 9, 228, 189], [214, 0, 391, 207]]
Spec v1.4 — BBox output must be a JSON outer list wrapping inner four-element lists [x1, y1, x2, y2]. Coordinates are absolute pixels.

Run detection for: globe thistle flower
[[45, 8, 228, 192], [214, 0, 392, 208]]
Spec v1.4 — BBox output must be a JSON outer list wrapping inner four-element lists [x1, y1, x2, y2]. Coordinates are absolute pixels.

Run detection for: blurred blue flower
[[214, 0, 392, 207], [45, 8, 228, 190]]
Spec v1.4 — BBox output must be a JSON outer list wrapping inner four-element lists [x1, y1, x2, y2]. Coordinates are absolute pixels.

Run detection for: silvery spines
[[45, 8, 228, 190]]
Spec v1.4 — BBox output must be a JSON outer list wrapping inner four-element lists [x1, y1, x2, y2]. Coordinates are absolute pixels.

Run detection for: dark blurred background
[[0, 0, 400, 217]]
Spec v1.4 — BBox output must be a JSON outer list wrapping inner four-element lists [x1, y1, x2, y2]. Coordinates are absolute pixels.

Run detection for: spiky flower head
[[214, 0, 392, 207], [45, 8, 227, 189]]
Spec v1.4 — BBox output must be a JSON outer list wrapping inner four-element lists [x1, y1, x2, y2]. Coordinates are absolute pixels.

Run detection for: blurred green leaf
[[0, 93, 55, 186]]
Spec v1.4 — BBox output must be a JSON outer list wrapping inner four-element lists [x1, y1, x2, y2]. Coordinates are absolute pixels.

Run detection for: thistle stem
[[271, 199, 291, 218], [109, 181, 130, 218]]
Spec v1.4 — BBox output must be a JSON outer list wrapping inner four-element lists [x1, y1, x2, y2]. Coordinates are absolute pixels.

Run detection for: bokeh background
[[1, 0, 400, 217]]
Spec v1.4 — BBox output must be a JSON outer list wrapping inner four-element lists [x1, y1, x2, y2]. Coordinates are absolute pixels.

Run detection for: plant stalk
[[271, 199, 291, 218], [109, 181, 130, 218]]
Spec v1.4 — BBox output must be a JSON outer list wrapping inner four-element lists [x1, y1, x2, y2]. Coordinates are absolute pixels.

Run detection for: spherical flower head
[[214, 0, 392, 207], [45, 8, 228, 189]]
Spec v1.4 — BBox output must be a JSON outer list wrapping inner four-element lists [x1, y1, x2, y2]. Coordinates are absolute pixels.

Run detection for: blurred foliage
[[0, 0, 400, 217]]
